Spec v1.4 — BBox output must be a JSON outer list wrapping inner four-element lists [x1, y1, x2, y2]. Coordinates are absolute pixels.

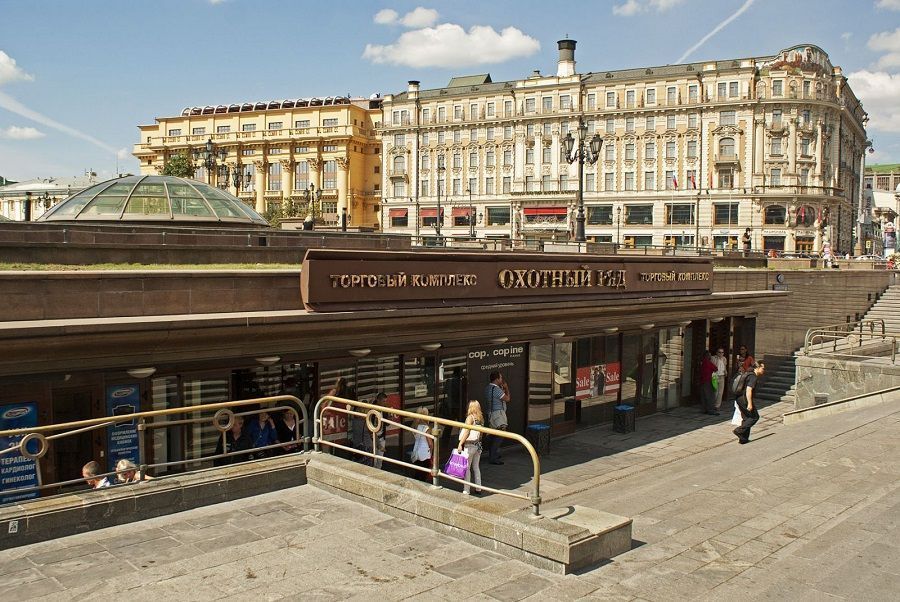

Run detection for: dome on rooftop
[[37, 175, 269, 226]]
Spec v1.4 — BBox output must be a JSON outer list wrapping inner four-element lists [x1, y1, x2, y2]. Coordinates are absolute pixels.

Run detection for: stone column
[[337, 156, 350, 226], [788, 118, 797, 178], [816, 120, 825, 185], [308, 158, 322, 191], [254, 160, 266, 213], [280, 159, 293, 206], [754, 119, 764, 186], [814, 208, 822, 253]]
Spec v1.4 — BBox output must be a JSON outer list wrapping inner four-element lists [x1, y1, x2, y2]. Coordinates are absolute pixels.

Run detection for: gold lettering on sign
[[329, 272, 476, 288], [596, 269, 627, 289], [497, 268, 594, 289], [638, 271, 710, 283]]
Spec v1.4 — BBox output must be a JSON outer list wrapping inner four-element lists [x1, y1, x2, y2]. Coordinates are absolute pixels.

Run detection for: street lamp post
[[563, 120, 602, 243], [303, 184, 321, 231], [616, 206, 622, 249], [466, 187, 476, 239], [436, 154, 445, 241], [192, 138, 228, 185]]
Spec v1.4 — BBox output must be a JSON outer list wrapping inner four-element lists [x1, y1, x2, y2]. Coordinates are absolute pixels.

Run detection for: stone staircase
[[860, 284, 900, 333], [755, 354, 797, 406]]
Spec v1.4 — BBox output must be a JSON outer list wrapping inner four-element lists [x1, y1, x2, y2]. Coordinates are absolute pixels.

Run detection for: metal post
[[575, 146, 586, 242], [436, 155, 444, 241], [431, 427, 440, 487], [468, 188, 475, 239], [137, 417, 147, 481]]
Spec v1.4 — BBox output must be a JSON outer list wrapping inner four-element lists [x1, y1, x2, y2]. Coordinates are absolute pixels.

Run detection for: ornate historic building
[[380, 41, 868, 254], [133, 97, 383, 229]]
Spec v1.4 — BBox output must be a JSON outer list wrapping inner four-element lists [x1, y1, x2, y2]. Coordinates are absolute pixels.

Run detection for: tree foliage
[[161, 153, 195, 178]]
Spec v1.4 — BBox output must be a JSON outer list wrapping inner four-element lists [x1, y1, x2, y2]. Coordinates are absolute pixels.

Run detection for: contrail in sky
[[0, 90, 120, 155], [677, 0, 756, 64]]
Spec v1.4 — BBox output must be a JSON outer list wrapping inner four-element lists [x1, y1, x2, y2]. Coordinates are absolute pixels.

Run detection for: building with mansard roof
[[379, 40, 868, 255]]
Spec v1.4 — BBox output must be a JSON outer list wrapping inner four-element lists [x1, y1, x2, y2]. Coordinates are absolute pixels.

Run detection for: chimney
[[557, 39, 576, 77], [407, 80, 420, 100]]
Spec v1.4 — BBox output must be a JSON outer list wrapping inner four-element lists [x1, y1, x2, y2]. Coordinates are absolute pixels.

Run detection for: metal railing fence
[[313, 395, 543, 516], [804, 318, 896, 363], [0, 395, 309, 503]]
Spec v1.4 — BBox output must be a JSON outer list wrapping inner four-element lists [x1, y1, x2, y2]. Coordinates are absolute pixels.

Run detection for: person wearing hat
[[409, 407, 434, 481]]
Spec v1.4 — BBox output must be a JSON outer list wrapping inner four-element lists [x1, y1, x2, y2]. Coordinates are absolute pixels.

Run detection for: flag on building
[[672, 174, 678, 189], [690, 174, 697, 189]]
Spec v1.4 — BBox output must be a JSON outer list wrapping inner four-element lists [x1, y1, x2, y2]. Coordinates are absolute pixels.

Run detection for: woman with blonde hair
[[456, 400, 484, 495], [115, 459, 153, 484]]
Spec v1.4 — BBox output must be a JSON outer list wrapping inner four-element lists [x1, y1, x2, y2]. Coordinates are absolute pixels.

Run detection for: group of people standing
[[698, 344, 765, 443]]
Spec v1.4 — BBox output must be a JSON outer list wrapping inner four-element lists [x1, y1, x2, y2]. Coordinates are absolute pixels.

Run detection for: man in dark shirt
[[734, 362, 765, 444]]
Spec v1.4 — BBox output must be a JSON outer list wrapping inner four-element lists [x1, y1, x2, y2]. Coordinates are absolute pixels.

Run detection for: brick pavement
[[0, 399, 897, 600]]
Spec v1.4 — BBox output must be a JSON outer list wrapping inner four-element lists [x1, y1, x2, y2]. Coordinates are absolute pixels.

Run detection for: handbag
[[731, 402, 742, 426], [443, 449, 469, 479], [711, 374, 718, 391]]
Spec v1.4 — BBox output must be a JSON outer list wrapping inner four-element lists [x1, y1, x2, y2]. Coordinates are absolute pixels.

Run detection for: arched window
[[765, 205, 786, 225], [719, 137, 735, 156], [797, 205, 816, 227], [392, 155, 406, 173]]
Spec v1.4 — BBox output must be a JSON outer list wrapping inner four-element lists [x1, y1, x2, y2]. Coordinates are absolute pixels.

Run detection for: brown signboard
[[300, 250, 713, 312]]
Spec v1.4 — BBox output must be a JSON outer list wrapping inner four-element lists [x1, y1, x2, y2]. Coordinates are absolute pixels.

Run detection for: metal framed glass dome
[[37, 175, 269, 226]]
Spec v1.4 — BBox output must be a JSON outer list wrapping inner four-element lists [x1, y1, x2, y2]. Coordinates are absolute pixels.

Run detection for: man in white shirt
[[82, 460, 111, 489], [712, 348, 728, 411]]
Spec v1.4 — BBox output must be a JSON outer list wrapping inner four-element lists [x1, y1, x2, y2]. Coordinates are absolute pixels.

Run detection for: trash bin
[[613, 404, 636, 433], [526, 423, 551, 455]]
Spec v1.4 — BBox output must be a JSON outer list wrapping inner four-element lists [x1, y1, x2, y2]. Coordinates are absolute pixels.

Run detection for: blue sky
[[1, 0, 899, 181]]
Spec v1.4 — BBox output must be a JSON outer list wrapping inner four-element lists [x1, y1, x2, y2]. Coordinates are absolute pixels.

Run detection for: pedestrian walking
[[699, 350, 718, 415], [712, 347, 728, 411], [733, 362, 765, 444], [409, 407, 434, 481], [742, 227, 752, 257], [456, 400, 484, 496], [484, 371, 509, 465]]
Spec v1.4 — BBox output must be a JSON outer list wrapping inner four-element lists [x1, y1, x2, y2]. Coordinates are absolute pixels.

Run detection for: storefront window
[[357, 355, 401, 460], [657, 328, 683, 411], [553, 342, 574, 428], [183, 374, 230, 463], [150, 376, 180, 474], [318, 361, 357, 443], [574, 335, 621, 426], [528, 343, 552, 427]]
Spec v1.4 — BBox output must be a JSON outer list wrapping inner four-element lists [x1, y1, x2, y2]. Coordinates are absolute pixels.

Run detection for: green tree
[[161, 153, 195, 178]]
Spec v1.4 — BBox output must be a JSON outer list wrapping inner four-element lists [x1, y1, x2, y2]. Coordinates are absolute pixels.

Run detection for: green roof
[[447, 74, 492, 88], [868, 163, 900, 173]]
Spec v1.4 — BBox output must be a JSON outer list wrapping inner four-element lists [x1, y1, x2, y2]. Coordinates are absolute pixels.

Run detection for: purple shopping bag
[[443, 449, 468, 479]]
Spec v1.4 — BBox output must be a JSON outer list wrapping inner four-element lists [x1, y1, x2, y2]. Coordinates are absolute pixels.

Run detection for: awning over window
[[524, 206, 567, 216], [419, 208, 444, 218], [451, 207, 472, 217], [388, 208, 408, 218]]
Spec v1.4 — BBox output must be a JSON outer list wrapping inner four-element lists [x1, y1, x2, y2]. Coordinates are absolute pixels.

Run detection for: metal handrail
[[313, 395, 543, 516], [804, 318, 886, 355], [0, 395, 309, 502]]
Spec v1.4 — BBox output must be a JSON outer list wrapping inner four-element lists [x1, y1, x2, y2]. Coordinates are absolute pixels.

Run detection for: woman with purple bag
[[456, 400, 484, 496]]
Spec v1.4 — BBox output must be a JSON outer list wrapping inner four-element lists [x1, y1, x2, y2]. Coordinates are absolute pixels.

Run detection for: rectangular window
[[686, 169, 697, 189], [667, 115, 676, 130], [438, 131, 445, 144], [421, 108, 430, 122], [167, 128, 182, 136], [503, 149, 512, 166], [645, 141, 656, 160], [605, 145, 615, 161], [688, 85, 698, 103], [719, 168, 735, 189], [504, 126, 513, 140], [454, 105, 462, 119], [295, 119, 310, 128], [720, 111, 736, 126], [525, 176, 536, 192], [801, 110, 811, 126], [626, 90, 635, 108], [485, 177, 494, 194], [242, 124, 256, 132], [486, 150, 495, 167], [624, 172, 635, 191], [488, 206, 510, 225], [771, 137, 782, 155], [688, 113, 698, 129], [606, 118, 615, 134], [803, 80, 811, 98], [666, 203, 694, 225], [606, 91, 616, 108], [421, 132, 429, 145], [322, 118, 338, 127], [267, 162, 282, 191], [294, 161, 309, 190], [268, 122, 282, 130], [625, 204, 653, 224], [542, 97, 553, 112], [729, 81, 739, 97], [525, 97, 536, 112], [801, 138, 811, 155], [469, 151, 478, 167], [486, 127, 494, 141], [467, 177, 476, 194], [772, 80, 783, 96], [192, 127, 205, 135], [667, 86, 676, 104], [604, 173, 614, 191], [687, 140, 697, 158], [421, 154, 430, 170], [587, 93, 596, 109], [526, 123, 535, 138], [585, 174, 595, 192], [323, 160, 337, 189], [646, 88, 656, 105], [526, 148, 534, 164], [560, 95, 571, 110], [770, 168, 781, 186], [438, 106, 446, 121], [502, 177, 511, 193], [241, 149, 254, 156], [470, 103, 478, 119], [392, 110, 401, 125], [800, 168, 810, 186], [393, 181, 406, 198], [665, 170, 676, 190], [717, 82, 726, 99], [216, 125, 230, 133], [645, 116, 655, 130], [542, 146, 552, 164], [393, 134, 405, 146], [486, 102, 495, 116], [453, 130, 461, 144], [391, 212, 408, 228], [772, 109, 782, 127], [644, 171, 655, 190], [420, 180, 429, 196], [543, 122, 552, 137], [470, 128, 477, 142], [452, 178, 461, 195], [625, 143, 635, 161], [714, 202, 739, 225], [541, 175, 553, 191], [322, 144, 337, 152], [269, 147, 283, 154], [453, 152, 462, 169], [625, 117, 634, 133], [666, 140, 676, 158], [504, 100, 513, 116], [587, 205, 613, 225]]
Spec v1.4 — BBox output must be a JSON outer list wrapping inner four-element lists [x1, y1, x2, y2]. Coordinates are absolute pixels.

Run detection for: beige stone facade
[[380, 42, 868, 254], [133, 97, 382, 228]]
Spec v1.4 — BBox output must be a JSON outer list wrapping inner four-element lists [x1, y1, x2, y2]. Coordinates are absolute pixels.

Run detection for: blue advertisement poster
[[106, 384, 140, 473], [0, 402, 39, 504]]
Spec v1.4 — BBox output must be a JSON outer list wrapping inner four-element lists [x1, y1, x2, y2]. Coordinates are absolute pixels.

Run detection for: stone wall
[[795, 353, 900, 409]]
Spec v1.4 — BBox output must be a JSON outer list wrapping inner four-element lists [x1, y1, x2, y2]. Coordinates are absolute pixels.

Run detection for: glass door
[[552, 341, 576, 436]]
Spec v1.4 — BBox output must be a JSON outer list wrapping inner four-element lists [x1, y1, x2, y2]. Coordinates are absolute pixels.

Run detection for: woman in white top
[[410, 407, 433, 481], [456, 400, 484, 496]]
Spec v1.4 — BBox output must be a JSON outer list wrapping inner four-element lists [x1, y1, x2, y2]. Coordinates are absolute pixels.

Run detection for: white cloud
[[848, 70, 900, 133], [0, 50, 34, 86], [363, 24, 540, 68], [116, 147, 129, 160], [374, 9, 398, 25], [208, 0, 228, 5], [400, 7, 439, 28], [868, 27, 900, 70], [841, 32, 853, 42], [876, 0, 900, 11], [613, 0, 686, 16], [0, 125, 44, 140], [677, 0, 755, 63]]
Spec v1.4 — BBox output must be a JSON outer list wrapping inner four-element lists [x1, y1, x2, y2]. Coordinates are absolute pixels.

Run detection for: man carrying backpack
[[734, 362, 765, 444]]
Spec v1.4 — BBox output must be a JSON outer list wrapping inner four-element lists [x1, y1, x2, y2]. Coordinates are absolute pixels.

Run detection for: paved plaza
[[1, 398, 898, 600]]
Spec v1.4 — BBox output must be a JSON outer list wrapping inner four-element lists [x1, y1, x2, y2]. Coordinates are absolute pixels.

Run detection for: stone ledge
[[306, 453, 632, 574], [0, 454, 307, 550], [784, 388, 900, 425]]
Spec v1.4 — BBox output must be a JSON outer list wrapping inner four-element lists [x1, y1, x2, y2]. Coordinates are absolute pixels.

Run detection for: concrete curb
[[783, 388, 900, 425]]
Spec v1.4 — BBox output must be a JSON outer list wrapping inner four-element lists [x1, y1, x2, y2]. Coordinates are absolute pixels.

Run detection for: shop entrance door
[[51, 387, 97, 488], [708, 319, 730, 358]]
